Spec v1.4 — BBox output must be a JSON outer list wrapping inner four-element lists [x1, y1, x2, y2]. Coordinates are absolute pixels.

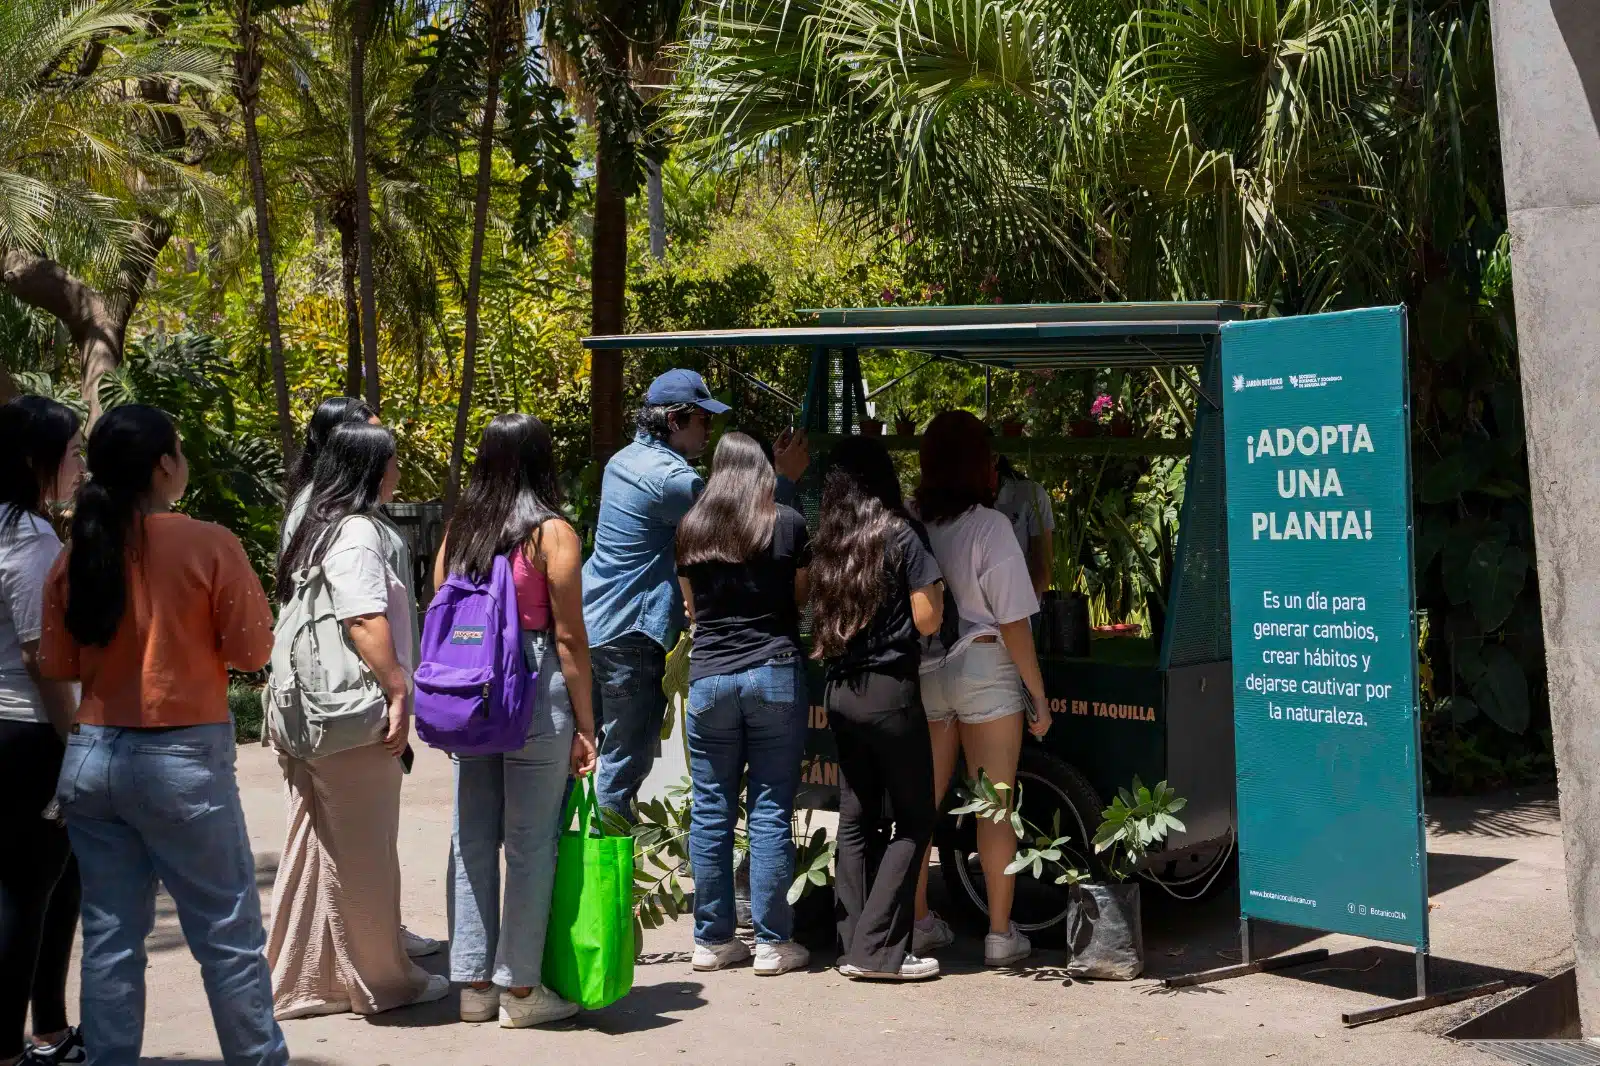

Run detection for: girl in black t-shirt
[[809, 437, 945, 981], [675, 432, 812, 976]]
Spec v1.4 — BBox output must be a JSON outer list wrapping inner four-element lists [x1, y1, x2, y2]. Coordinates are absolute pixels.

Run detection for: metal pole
[[1240, 916, 1253, 966], [984, 366, 993, 419], [1415, 949, 1428, 999]]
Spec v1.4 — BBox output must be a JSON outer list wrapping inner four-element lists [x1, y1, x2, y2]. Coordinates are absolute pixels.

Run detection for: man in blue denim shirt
[[583, 370, 724, 819], [583, 370, 809, 819]]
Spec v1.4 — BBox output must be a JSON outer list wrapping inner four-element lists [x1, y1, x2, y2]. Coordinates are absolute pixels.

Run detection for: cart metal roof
[[581, 301, 1248, 370]]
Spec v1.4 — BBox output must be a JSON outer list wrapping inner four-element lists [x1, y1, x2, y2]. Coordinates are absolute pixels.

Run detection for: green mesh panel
[[1163, 350, 1232, 667]]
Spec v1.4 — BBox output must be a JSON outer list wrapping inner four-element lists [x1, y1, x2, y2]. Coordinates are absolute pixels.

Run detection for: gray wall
[[1489, 0, 1600, 1034]]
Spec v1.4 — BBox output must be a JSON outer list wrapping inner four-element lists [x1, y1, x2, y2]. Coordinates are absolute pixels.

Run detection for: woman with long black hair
[[0, 397, 82, 1066], [430, 413, 597, 1027], [675, 431, 812, 976], [809, 436, 945, 981], [279, 398, 439, 962], [266, 421, 447, 1018], [37, 405, 287, 1065], [282, 396, 378, 530]]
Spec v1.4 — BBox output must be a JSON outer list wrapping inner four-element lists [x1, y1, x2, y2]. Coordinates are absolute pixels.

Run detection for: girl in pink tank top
[[511, 545, 551, 630]]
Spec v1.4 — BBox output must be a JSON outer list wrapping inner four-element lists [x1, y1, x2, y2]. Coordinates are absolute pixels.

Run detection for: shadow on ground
[[1426, 789, 1558, 839]]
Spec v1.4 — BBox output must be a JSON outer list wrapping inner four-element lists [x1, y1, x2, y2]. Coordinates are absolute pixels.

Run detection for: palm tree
[[0, 0, 226, 414], [265, 5, 460, 399], [671, 0, 1391, 310], [541, 0, 687, 460], [234, 0, 295, 456], [340, 0, 389, 410]]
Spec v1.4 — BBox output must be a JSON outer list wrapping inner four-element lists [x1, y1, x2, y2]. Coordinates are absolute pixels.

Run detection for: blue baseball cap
[[646, 368, 730, 414]]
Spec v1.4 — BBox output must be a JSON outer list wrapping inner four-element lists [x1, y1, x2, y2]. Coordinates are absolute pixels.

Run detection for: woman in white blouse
[[910, 410, 1052, 968]]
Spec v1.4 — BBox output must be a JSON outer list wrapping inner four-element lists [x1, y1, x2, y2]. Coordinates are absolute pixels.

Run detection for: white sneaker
[[499, 986, 580, 1028], [408, 973, 451, 1006], [402, 927, 444, 958], [753, 940, 810, 976], [841, 953, 940, 981], [984, 923, 1032, 967], [459, 984, 500, 1023], [692, 939, 753, 971], [912, 913, 954, 955]]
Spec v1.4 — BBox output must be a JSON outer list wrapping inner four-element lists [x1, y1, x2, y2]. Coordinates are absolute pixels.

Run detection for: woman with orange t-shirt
[[38, 405, 287, 1066]]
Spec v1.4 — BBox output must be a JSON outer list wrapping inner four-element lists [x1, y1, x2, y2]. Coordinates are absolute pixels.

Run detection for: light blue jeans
[[448, 630, 574, 988], [56, 722, 287, 1066], [686, 656, 808, 946]]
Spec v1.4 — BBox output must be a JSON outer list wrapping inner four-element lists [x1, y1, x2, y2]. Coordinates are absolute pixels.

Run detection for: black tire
[[937, 746, 1104, 936], [1139, 836, 1239, 903]]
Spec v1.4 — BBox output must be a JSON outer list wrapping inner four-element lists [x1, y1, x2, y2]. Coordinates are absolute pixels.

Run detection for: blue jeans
[[686, 657, 808, 946], [591, 631, 667, 820], [56, 722, 286, 1066], [449, 631, 574, 988]]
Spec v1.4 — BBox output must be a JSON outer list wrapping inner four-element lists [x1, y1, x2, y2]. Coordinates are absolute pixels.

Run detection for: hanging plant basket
[[1001, 419, 1026, 437]]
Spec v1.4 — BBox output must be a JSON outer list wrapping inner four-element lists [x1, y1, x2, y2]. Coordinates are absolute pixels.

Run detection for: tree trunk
[[335, 209, 361, 397], [590, 128, 627, 462], [648, 158, 666, 261], [349, 3, 382, 413], [237, 1, 295, 459], [0, 217, 169, 421], [443, 18, 504, 518]]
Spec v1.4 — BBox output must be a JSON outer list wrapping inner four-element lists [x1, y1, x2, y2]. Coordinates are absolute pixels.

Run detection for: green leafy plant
[[613, 776, 837, 945], [953, 770, 1187, 885], [1092, 778, 1187, 883]]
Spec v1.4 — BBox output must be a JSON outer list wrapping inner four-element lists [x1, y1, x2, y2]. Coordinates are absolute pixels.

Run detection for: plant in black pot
[[954, 772, 1187, 980]]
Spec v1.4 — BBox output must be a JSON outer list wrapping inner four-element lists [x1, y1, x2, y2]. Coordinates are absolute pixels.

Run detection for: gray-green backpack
[[268, 516, 390, 759]]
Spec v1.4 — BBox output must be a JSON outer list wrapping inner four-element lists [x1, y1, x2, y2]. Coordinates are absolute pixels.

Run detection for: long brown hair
[[444, 414, 563, 580], [676, 431, 776, 565], [914, 409, 995, 523], [809, 436, 907, 659]]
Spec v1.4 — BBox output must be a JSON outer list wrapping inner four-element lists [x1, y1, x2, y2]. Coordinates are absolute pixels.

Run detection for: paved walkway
[[94, 742, 1570, 1065]]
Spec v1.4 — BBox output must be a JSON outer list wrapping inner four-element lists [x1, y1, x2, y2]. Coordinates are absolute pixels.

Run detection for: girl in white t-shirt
[[911, 410, 1052, 969], [268, 421, 448, 1017], [0, 397, 83, 1065]]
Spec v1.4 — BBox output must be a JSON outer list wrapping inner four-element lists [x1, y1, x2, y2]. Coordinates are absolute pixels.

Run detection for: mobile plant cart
[[584, 301, 1244, 934]]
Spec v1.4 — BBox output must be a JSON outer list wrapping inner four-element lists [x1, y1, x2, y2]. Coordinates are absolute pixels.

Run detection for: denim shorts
[[920, 639, 1023, 725]]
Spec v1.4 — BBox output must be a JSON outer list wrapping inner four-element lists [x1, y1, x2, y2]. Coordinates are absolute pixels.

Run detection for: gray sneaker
[[912, 913, 954, 955], [692, 939, 753, 971], [984, 923, 1032, 967]]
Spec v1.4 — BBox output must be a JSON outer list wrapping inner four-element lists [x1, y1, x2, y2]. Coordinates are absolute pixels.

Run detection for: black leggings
[[0, 719, 79, 1057], [825, 671, 937, 974]]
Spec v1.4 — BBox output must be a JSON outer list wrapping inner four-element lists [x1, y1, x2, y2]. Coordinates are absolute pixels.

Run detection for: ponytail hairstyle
[[276, 421, 396, 601], [809, 436, 908, 659], [284, 396, 378, 505], [445, 413, 564, 580], [0, 396, 81, 535], [65, 405, 180, 647], [676, 431, 776, 566]]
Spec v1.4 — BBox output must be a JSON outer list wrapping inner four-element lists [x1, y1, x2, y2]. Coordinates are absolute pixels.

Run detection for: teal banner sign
[[1221, 306, 1427, 950]]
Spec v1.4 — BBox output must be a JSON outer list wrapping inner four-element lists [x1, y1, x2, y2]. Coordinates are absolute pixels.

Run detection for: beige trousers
[[267, 742, 427, 1017]]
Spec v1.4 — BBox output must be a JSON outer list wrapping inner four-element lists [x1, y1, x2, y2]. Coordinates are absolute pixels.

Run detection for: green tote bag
[[542, 776, 635, 1009]]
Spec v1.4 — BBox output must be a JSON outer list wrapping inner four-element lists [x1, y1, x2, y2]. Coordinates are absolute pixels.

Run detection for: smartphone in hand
[[400, 744, 415, 774]]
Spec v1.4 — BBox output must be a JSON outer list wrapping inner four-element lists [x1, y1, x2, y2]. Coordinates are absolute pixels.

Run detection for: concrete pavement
[[91, 740, 1570, 1066]]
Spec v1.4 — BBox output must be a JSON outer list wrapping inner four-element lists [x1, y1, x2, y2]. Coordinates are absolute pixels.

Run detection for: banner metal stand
[[1164, 918, 1509, 1027]]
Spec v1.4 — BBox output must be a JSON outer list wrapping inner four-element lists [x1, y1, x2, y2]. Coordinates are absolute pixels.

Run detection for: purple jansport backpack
[[414, 553, 535, 754]]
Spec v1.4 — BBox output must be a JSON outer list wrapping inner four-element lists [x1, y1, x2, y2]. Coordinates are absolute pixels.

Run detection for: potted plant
[[1042, 459, 1108, 657], [894, 409, 917, 436], [955, 772, 1187, 980], [1000, 417, 1026, 437], [859, 418, 884, 437]]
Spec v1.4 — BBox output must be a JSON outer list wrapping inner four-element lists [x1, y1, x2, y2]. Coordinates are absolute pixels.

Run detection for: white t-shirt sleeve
[[0, 517, 62, 644], [974, 509, 1040, 624], [321, 518, 392, 621]]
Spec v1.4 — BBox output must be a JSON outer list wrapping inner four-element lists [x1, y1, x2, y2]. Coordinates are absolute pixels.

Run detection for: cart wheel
[[937, 747, 1103, 936]]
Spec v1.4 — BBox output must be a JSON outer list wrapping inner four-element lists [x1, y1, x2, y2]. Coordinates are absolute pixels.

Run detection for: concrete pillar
[[1488, 0, 1600, 1035]]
